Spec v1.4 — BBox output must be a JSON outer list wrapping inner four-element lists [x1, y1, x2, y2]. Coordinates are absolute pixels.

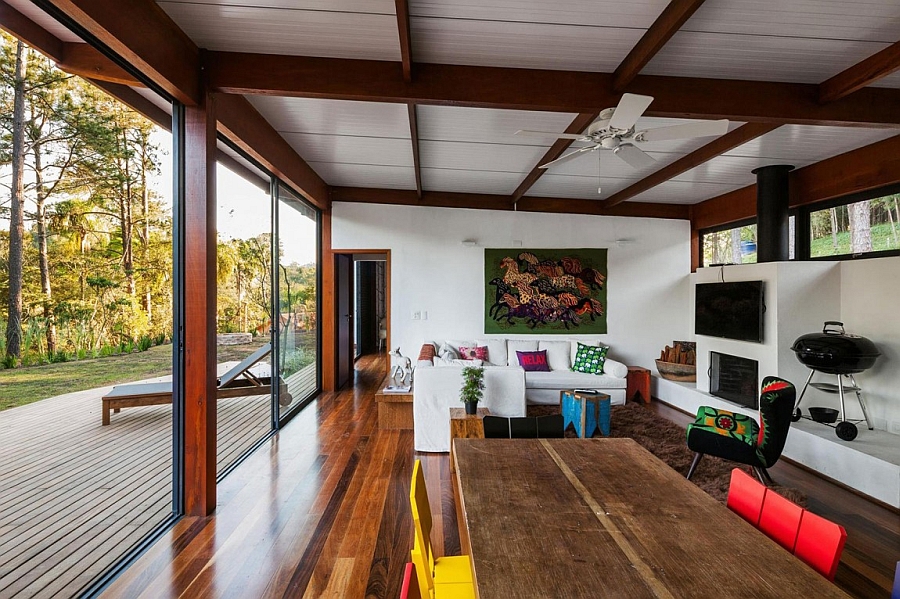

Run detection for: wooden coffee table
[[560, 390, 610, 438]]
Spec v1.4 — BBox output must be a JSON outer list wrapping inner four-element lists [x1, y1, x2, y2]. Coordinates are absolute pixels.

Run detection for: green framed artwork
[[484, 248, 607, 334]]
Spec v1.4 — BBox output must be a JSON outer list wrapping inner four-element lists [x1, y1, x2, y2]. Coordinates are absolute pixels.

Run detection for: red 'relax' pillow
[[516, 350, 550, 372]]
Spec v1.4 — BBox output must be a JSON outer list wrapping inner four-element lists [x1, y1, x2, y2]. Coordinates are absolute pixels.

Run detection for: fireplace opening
[[710, 352, 759, 409]]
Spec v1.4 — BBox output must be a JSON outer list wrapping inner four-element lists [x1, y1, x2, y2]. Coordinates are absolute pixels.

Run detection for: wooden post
[[183, 92, 217, 516], [320, 209, 335, 392]]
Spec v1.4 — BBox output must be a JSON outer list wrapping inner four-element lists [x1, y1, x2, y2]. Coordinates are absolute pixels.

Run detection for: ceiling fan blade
[[614, 144, 656, 169], [608, 93, 654, 131], [637, 119, 730, 143], [515, 130, 585, 140], [539, 145, 595, 169]]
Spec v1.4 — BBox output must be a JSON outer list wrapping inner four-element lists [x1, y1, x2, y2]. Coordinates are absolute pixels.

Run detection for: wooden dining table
[[453, 438, 851, 599]]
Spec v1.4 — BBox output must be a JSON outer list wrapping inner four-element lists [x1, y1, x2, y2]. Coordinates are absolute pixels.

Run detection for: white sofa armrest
[[603, 358, 628, 378]]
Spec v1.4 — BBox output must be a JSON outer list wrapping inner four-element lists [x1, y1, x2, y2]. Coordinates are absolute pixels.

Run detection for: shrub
[[49, 350, 70, 364], [138, 336, 153, 352], [2, 355, 17, 369]]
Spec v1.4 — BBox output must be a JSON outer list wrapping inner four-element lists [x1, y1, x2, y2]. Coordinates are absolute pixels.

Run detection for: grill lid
[[791, 321, 880, 374]]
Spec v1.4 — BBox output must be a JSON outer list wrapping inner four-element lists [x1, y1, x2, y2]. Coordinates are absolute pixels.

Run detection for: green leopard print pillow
[[571, 343, 608, 374]]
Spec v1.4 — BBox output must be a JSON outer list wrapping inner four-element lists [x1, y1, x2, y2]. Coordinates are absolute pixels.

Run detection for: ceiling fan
[[515, 94, 729, 192]]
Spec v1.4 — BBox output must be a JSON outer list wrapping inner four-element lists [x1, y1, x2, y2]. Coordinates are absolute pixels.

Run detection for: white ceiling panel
[[422, 168, 522, 194], [410, 16, 642, 72], [724, 125, 898, 163], [281, 133, 413, 167], [628, 180, 742, 204], [873, 71, 900, 88], [159, 0, 394, 13], [410, 0, 669, 29], [643, 32, 891, 84], [683, 0, 900, 42], [625, 118, 746, 154], [419, 141, 546, 173], [670, 156, 806, 186], [310, 162, 416, 189], [417, 106, 576, 145], [544, 147, 682, 179], [157, 2, 400, 60], [527, 174, 630, 200], [247, 97, 410, 138], [5, 0, 82, 42]]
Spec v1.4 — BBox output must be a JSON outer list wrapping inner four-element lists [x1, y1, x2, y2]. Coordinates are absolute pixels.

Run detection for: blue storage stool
[[560, 390, 611, 438]]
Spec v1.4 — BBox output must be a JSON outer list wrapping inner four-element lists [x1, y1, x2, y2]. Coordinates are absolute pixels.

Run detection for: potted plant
[[460, 366, 485, 415]]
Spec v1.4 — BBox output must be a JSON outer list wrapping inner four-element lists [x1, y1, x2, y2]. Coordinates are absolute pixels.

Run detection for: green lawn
[[0, 340, 269, 412], [811, 222, 900, 257]]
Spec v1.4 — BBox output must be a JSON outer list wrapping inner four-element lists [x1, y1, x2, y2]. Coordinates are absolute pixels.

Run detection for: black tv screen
[[695, 281, 765, 343]]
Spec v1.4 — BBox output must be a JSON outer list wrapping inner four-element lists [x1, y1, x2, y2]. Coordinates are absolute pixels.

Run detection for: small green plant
[[49, 350, 70, 364], [154, 333, 166, 346], [2, 355, 17, 369], [99, 344, 114, 357], [138, 336, 153, 352], [459, 366, 485, 405]]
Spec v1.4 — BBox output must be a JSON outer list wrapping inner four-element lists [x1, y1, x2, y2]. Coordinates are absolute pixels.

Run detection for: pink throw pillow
[[516, 350, 550, 372], [459, 345, 488, 361]]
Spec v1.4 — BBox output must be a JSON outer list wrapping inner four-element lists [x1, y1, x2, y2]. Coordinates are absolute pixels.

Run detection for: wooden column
[[321, 208, 336, 392], [184, 92, 217, 516]]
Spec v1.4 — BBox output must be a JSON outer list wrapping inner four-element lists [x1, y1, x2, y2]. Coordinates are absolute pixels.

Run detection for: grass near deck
[[0, 340, 268, 412]]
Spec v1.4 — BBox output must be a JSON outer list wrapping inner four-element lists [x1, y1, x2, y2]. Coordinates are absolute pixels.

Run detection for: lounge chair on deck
[[101, 343, 293, 425]]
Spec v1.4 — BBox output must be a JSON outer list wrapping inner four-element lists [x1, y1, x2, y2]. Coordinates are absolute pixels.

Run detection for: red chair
[[892, 561, 899, 599], [758, 489, 803, 551], [793, 510, 847, 581], [400, 562, 422, 599], [726, 468, 767, 526]]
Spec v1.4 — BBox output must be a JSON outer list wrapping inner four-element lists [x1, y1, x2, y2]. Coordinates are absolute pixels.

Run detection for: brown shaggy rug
[[528, 401, 805, 505]]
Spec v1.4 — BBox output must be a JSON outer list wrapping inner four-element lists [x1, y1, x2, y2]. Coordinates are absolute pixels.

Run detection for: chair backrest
[[410, 546, 433, 599], [893, 561, 899, 599], [510, 417, 538, 438], [756, 376, 796, 467], [793, 510, 847, 581], [400, 561, 422, 599], [483, 415, 511, 438], [409, 461, 435, 570], [536, 414, 564, 438], [758, 488, 803, 552], [726, 468, 767, 526]]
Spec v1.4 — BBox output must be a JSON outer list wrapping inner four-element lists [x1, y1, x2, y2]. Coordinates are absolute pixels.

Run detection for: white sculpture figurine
[[389, 347, 413, 386]]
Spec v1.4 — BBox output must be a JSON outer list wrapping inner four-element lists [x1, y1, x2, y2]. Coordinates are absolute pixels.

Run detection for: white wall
[[840, 256, 900, 433], [331, 202, 692, 368]]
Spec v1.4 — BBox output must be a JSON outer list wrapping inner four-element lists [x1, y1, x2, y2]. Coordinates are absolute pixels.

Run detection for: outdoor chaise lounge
[[101, 343, 292, 425]]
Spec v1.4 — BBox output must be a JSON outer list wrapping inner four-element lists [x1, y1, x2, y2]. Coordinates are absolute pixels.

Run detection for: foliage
[[459, 366, 485, 404]]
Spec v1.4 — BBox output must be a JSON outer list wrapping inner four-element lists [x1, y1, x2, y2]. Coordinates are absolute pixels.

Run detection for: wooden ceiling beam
[[602, 122, 780, 208], [691, 134, 900, 230], [819, 40, 900, 104], [37, 0, 200, 105], [510, 112, 598, 206], [394, 0, 413, 83], [215, 94, 328, 209], [612, 0, 707, 92], [0, 0, 64, 61], [407, 104, 422, 198], [330, 187, 690, 220], [58, 42, 141, 86], [205, 51, 900, 127]]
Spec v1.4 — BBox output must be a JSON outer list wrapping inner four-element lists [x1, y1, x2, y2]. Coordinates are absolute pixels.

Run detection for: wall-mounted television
[[695, 281, 765, 343]]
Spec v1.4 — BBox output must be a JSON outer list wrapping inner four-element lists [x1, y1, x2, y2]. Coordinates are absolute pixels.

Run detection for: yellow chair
[[409, 460, 475, 599]]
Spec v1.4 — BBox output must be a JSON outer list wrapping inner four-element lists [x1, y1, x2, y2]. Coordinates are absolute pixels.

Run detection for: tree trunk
[[887, 199, 898, 246], [829, 208, 838, 249], [848, 201, 873, 254], [5, 41, 27, 363], [34, 142, 58, 355], [730, 228, 742, 264], [117, 126, 135, 296], [141, 143, 151, 322]]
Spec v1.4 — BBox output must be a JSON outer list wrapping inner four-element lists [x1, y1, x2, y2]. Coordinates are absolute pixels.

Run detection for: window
[[701, 223, 758, 266], [808, 193, 900, 258]]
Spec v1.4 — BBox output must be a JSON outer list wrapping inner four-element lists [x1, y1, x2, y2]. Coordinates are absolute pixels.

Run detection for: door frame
[[323, 248, 391, 391]]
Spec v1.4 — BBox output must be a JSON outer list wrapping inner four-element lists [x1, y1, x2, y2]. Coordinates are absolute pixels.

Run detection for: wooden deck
[[0, 362, 316, 599], [100, 354, 898, 599]]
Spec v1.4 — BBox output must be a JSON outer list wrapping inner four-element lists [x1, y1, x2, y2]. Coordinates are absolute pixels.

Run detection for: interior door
[[336, 254, 354, 389]]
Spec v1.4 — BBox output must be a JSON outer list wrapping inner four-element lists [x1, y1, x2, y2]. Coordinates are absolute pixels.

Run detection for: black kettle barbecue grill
[[791, 321, 879, 441]]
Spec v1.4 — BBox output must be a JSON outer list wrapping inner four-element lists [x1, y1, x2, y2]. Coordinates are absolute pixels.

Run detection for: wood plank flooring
[[0, 363, 315, 599], [101, 355, 898, 599]]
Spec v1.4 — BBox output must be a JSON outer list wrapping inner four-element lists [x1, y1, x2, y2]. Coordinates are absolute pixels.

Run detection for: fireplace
[[709, 352, 759, 409]]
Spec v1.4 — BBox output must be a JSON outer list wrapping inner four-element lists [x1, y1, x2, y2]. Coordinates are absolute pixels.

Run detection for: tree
[[848, 200, 872, 254], [5, 40, 26, 362]]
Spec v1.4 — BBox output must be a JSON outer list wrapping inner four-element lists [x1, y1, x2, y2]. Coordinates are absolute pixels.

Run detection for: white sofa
[[412, 338, 628, 452]]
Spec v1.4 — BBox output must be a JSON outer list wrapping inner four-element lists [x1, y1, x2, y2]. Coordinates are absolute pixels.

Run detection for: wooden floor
[[100, 354, 898, 599], [0, 363, 315, 599]]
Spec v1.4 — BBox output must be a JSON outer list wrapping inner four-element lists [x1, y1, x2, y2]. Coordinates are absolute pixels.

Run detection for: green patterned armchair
[[686, 377, 795, 484]]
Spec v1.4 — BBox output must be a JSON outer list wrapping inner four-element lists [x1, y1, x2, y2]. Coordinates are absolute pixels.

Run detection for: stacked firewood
[[659, 341, 696, 365]]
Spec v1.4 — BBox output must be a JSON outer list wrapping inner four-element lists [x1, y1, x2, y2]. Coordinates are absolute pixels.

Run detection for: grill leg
[[848, 374, 874, 430], [836, 374, 848, 423], [794, 370, 815, 413]]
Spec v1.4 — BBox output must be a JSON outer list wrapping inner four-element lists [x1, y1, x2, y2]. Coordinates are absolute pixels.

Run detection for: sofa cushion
[[438, 342, 460, 360], [570, 339, 607, 365], [603, 357, 628, 379], [459, 345, 488, 361], [539, 340, 571, 371], [572, 343, 608, 374], [516, 350, 550, 371], [476, 338, 507, 367], [507, 340, 539, 366], [524, 370, 627, 389], [435, 357, 483, 367], [417, 343, 437, 363]]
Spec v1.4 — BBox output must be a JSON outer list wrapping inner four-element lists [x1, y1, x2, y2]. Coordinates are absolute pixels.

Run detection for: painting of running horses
[[484, 248, 608, 334]]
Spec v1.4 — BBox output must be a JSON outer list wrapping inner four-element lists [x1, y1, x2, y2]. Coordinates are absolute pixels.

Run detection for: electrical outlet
[[411, 311, 421, 320], [422, 311, 428, 320]]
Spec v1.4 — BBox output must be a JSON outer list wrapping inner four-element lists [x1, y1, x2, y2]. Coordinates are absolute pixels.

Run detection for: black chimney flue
[[752, 164, 793, 263]]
